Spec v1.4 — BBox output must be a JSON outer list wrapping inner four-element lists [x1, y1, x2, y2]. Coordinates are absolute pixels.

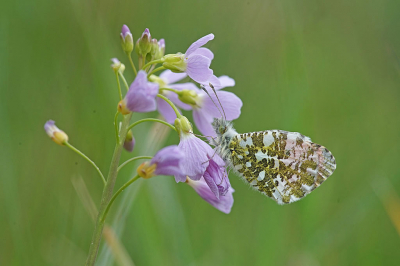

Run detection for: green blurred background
[[1, 0, 400, 265]]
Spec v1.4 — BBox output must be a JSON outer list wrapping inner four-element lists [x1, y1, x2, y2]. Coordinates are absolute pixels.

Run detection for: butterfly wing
[[228, 130, 336, 204]]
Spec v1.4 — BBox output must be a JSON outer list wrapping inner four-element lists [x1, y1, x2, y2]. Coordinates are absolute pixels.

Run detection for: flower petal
[[126, 71, 159, 112], [186, 54, 213, 83], [156, 96, 180, 124], [202, 90, 242, 121], [175, 135, 213, 182], [193, 108, 216, 137], [191, 47, 214, 60], [185, 34, 214, 57], [152, 145, 184, 176], [187, 178, 234, 214], [159, 70, 187, 85]]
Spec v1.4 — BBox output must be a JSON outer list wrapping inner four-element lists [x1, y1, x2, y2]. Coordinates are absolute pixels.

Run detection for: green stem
[[114, 112, 120, 143], [147, 66, 165, 78], [157, 94, 181, 117], [119, 73, 130, 91], [115, 72, 122, 100], [85, 113, 132, 266], [160, 87, 180, 94], [118, 156, 153, 172], [101, 175, 141, 224], [64, 142, 106, 186], [141, 59, 163, 70], [128, 118, 177, 132], [128, 53, 137, 76]]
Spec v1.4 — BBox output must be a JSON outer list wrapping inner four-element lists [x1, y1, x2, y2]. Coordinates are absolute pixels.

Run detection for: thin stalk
[[157, 94, 181, 117], [114, 112, 120, 143], [128, 118, 177, 132], [120, 74, 129, 91], [147, 66, 165, 78], [141, 59, 163, 70], [85, 113, 132, 266], [115, 72, 122, 100], [118, 156, 153, 172], [101, 175, 141, 223], [128, 53, 137, 76], [64, 142, 106, 186]]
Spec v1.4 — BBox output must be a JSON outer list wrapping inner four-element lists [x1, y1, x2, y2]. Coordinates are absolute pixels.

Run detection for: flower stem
[[120, 73, 130, 91], [147, 66, 166, 78], [141, 59, 163, 70], [118, 156, 153, 172], [85, 113, 132, 266], [128, 53, 137, 76], [156, 94, 181, 117], [114, 112, 120, 143], [101, 175, 141, 224], [127, 118, 177, 132], [115, 72, 122, 100], [160, 87, 179, 94], [64, 142, 106, 186]]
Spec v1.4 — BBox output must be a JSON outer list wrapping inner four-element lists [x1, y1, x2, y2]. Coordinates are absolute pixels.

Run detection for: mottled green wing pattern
[[228, 130, 336, 204]]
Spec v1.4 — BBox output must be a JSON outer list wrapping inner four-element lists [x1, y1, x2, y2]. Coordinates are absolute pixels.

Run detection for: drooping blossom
[[137, 145, 184, 179], [163, 34, 217, 84], [187, 177, 234, 214], [44, 120, 69, 145], [118, 70, 159, 114]]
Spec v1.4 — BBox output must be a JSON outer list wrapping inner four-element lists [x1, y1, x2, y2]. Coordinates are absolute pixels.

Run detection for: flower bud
[[111, 58, 125, 74], [137, 162, 157, 179], [117, 99, 131, 115], [174, 116, 193, 136], [136, 28, 152, 57], [120, 24, 134, 54], [150, 38, 159, 59], [158, 39, 165, 58], [123, 130, 135, 152], [178, 89, 199, 106], [162, 53, 187, 72], [44, 120, 69, 145]]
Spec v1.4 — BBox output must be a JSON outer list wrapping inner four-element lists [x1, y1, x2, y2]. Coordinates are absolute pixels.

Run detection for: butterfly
[[211, 117, 336, 204]]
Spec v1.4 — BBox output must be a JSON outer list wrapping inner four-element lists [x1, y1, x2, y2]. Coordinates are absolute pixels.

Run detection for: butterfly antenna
[[209, 83, 226, 120], [200, 84, 224, 119]]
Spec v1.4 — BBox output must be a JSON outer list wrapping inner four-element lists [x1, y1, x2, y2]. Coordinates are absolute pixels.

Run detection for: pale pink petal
[[186, 54, 213, 83], [218, 75, 235, 88], [159, 70, 187, 85], [193, 109, 216, 137], [202, 91, 242, 121], [185, 34, 214, 57], [191, 47, 214, 60]]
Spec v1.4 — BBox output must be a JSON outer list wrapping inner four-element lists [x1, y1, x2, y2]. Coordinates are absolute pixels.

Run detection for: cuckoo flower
[[187, 177, 234, 214], [163, 34, 216, 84], [137, 145, 184, 179], [118, 70, 159, 114], [174, 116, 231, 197]]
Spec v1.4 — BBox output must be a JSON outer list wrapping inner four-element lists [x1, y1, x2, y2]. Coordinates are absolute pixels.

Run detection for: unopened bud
[[120, 24, 134, 54], [123, 130, 135, 152], [117, 99, 131, 115], [136, 28, 152, 57], [162, 53, 187, 72], [174, 116, 193, 137], [178, 89, 198, 106], [44, 120, 69, 145], [111, 58, 125, 74], [137, 162, 157, 179], [158, 39, 165, 58]]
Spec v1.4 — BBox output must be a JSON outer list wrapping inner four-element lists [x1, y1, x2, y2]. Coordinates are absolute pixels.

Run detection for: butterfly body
[[212, 118, 336, 204]]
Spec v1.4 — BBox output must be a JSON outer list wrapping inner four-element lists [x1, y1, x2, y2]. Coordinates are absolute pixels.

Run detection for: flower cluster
[[45, 25, 243, 214]]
